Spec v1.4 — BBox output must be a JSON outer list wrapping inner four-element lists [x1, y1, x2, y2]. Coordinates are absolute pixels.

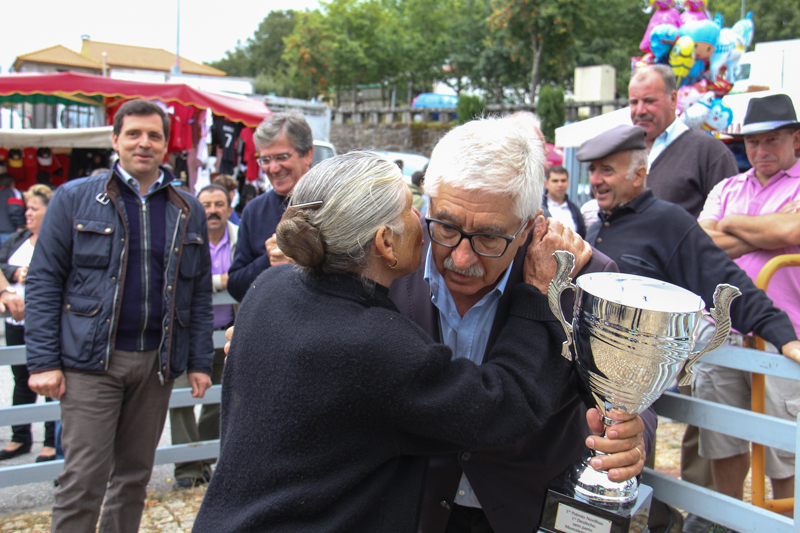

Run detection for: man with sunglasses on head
[[227, 111, 314, 302], [388, 117, 656, 533]]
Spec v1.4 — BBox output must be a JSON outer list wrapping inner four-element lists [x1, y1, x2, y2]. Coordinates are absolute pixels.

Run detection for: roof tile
[[14, 45, 102, 71], [81, 40, 226, 77]]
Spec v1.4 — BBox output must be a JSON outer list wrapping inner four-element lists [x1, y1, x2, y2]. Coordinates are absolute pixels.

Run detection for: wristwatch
[[0, 287, 16, 297]]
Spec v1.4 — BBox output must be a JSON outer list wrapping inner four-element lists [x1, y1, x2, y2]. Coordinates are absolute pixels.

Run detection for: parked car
[[371, 150, 430, 183], [311, 140, 337, 167], [412, 93, 458, 108]]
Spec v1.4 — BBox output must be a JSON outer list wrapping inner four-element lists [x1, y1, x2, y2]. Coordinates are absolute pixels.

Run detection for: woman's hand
[[223, 326, 234, 363]]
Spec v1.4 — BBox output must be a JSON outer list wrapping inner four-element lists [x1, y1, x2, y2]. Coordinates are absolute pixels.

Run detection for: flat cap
[[576, 125, 647, 162]]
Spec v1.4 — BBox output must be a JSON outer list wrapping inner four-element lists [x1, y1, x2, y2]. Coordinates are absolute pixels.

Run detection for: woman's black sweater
[[193, 265, 572, 533]]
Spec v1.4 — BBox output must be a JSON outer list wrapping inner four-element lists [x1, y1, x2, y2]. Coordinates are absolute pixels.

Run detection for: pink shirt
[[698, 159, 800, 335]]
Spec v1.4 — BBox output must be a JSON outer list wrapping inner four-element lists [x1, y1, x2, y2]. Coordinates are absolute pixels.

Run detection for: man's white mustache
[[444, 256, 484, 277]]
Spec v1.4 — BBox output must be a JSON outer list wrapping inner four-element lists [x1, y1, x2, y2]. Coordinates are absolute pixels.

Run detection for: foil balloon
[[680, 19, 720, 80], [680, 0, 709, 25], [681, 92, 715, 129], [640, 0, 682, 53], [732, 11, 754, 50], [650, 24, 682, 63], [677, 80, 707, 114], [632, 53, 656, 71], [708, 71, 733, 97], [703, 99, 733, 132], [711, 28, 746, 83], [670, 35, 696, 87]]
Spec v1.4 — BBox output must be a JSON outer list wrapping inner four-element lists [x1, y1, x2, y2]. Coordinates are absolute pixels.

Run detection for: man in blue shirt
[[227, 111, 314, 301]]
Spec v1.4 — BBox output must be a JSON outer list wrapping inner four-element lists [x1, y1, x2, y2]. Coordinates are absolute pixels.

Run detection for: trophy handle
[[549, 251, 577, 361], [679, 283, 742, 386]]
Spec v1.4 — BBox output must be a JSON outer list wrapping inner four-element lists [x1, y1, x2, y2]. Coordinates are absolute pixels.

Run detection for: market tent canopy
[[0, 126, 113, 148], [0, 72, 270, 127]]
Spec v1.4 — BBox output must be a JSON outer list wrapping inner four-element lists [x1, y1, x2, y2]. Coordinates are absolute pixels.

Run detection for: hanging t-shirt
[[21, 148, 39, 190], [211, 118, 243, 175], [239, 127, 261, 183], [168, 103, 196, 153]]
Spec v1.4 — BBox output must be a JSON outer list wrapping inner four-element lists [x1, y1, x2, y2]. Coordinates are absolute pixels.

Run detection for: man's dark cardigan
[[194, 265, 574, 533]]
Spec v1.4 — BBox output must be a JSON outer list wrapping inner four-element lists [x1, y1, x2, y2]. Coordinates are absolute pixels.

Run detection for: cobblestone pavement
[[0, 485, 208, 532], [1, 418, 704, 532]]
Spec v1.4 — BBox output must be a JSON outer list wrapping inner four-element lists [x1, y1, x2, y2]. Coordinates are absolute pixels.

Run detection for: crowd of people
[[0, 62, 797, 533]]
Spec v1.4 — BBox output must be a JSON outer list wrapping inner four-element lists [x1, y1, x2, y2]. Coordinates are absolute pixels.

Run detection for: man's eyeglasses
[[425, 217, 528, 258], [257, 152, 295, 165]]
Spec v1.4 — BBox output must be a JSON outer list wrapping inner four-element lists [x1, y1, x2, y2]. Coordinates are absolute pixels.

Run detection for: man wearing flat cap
[[694, 93, 800, 507], [580, 122, 800, 530]]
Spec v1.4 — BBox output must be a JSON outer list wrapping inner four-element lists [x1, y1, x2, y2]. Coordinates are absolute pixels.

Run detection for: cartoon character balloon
[[681, 92, 715, 129], [710, 12, 755, 83], [711, 28, 746, 82], [650, 24, 682, 63], [681, 92, 733, 133], [680, 0, 709, 25], [680, 19, 720, 81], [677, 80, 707, 113], [640, 0, 682, 53], [732, 11, 754, 50], [704, 99, 734, 132], [670, 35, 696, 87]]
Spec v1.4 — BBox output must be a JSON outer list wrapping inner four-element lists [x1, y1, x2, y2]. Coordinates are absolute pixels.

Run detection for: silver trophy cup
[[548, 251, 740, 510]]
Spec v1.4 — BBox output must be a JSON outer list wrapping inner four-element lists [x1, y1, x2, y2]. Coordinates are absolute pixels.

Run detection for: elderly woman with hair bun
[[194, 152, 573, 533]]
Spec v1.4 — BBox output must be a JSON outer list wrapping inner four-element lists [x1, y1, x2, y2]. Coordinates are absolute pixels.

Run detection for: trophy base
[[539, 467, 653, 533]]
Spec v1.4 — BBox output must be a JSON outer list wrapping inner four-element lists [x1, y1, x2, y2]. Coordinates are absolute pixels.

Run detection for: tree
[[711, 0, 800, 45], [207, 10, 303, 95], [573, 0, 650, 97], [207, 42, 251, 77], [488, 0, 586, 100], [537, 85, 564, 143], [322, 0, 401, 102], [283, 10, 332, 99], [248, 11, 298, 78]]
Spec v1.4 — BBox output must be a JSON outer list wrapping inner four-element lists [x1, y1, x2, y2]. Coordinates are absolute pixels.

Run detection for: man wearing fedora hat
[[696, 93, 800, 510]]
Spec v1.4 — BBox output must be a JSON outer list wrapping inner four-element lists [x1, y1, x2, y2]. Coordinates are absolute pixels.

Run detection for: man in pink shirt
[[697, 93, 800, 510]]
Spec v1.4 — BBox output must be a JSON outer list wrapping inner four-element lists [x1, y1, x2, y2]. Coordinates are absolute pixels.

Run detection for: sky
[[1, 0, 321, 76]]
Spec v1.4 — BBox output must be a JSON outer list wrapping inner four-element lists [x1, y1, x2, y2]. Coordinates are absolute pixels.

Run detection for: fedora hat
[[739, 94, 800, 135]]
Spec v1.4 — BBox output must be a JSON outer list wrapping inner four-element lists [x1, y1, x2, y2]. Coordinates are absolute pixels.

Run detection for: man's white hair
[[424, 117, 545, 221], [626, 149, 648, 180]]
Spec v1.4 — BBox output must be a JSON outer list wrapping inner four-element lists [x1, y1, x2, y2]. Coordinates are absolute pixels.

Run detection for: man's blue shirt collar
[[116, 163, 165, 199]]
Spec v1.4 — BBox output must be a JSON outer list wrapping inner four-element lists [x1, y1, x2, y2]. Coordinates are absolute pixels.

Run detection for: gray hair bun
[[276, 207, 324, 267]]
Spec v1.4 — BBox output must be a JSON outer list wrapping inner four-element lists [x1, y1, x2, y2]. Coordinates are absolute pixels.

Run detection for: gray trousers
[[51, 349, 174, 533], [169, 347, 225, 479]]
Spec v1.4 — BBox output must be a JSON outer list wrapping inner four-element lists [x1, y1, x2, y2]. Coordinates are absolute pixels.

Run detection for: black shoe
[[0, 443, 32, 460], [174, 476, 206, 489], [683, 513, 713, 533], [36, 454, 57, 462]]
